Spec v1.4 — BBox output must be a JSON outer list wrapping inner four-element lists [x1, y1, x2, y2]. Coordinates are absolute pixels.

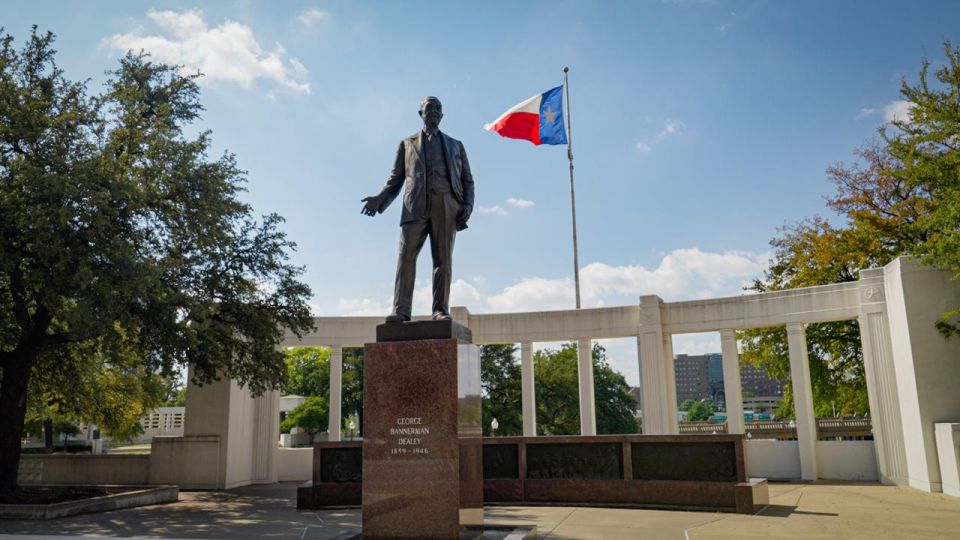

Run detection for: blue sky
[[5, 1, 957, 383]]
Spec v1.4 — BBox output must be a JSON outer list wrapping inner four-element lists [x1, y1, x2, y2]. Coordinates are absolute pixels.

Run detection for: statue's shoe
[[385, 313, 410, 323], [432, 311, 452, 321]]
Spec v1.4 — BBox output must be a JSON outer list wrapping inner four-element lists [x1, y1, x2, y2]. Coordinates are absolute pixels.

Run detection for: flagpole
[[563, 66, 582, 309]]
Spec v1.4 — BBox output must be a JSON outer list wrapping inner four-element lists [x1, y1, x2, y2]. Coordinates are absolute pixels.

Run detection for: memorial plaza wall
[[16, 257, 960, 496]]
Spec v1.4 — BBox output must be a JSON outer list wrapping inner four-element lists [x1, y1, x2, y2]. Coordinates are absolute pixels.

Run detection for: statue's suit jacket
[[374, 131, 475, 227]]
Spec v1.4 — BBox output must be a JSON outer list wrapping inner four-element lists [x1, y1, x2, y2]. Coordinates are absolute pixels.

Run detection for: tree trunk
[[43, 419, 53, 452], [0, 355, 35, 491]]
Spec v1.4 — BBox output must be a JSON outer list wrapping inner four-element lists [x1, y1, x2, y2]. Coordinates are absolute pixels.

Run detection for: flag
[[484, 86, 567, 146]]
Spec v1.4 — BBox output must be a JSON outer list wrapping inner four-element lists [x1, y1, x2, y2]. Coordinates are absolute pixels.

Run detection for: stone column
[[935, 423, 960, 497], [857, 268, 908, 485], [578, 338, 597, 436], [251, 389, 279, 483], [152, 367, 270, 489], [662, 333, 679, 434], [520, 341, 537, 437], [328, 345, 343, 442], [720, 329, 745, 434], [638, 295, 672, 435], [884, 257, 960, 492], [786, 323, 818, 481]]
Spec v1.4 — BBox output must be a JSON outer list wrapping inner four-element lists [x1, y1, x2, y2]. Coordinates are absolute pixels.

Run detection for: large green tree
[[740, 41, 960, 417], [0, 29, 313, 490], [534, 342, 638, 436], [26, 329, 170, 444], [281, 346, 364, 435], [280, 396, 328, 445], [282, 347, 331, 397], [885, 41, 960, 335]]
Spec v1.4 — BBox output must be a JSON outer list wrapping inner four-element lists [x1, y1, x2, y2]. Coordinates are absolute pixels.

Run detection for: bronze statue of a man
[[361, 97, 475, 323]]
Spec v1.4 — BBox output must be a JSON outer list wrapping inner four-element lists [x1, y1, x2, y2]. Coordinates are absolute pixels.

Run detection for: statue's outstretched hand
[[361, 196, 380, 217]]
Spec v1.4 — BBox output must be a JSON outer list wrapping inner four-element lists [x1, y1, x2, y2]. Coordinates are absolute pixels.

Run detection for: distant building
[[135, 406, 185, 443], [674, 354, 714, 404], [280, 395, 308, 423], [740, 363, 785, 399], [673, 353, 785, 409]]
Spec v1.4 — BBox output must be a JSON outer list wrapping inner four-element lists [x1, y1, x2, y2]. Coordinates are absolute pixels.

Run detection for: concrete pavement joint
[[683, 515, 725, 540], [540, 507, 579, 538]]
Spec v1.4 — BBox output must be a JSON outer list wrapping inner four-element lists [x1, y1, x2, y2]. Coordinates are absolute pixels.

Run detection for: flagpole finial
[[563, 66, 569, 73]]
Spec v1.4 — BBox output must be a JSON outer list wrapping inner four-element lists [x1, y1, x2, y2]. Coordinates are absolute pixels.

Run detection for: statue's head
[[419, 96, 443, 130]]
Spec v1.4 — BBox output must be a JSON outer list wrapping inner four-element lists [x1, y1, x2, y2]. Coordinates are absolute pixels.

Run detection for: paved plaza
[[1, 481, 958, 540]]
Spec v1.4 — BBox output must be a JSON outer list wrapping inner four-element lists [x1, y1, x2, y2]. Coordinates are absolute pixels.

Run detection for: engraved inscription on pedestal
[[389, 416, 431, 456]]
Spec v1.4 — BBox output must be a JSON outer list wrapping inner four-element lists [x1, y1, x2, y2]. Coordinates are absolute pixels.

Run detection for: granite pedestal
[[362, 320, 482, 539]]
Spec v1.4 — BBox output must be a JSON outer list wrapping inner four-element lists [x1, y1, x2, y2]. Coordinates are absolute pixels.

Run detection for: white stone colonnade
[[174, 257, 959, 492]]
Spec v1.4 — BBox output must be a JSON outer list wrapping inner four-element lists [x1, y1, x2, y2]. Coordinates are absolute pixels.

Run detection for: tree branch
[[6, 268, 33, 341]]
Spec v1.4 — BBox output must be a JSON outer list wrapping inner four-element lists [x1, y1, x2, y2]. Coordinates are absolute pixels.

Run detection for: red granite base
[[362, 338, 481, 539]]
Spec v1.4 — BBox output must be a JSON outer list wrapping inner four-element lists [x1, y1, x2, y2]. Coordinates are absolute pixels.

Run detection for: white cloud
[[883, 100, 914, 123], [487, 277, 576, 313], [636, 119, 687, 153], [506, 197, 535, 208], [580, 247, 766, 302], [337, 279, 484, 317], [337, 297, 390, 316], [297, 8, 329, 28], [332, 247, 767, 319], [104, 9, 310, 94], [411, 279, 484, 315], [477, 205, 508, 216], [483, 248, 765, 313], [855, 107, 876, 120], [672, 332, 722, 355], [451, 279, 484, 307], [657, 119, 687, 141]]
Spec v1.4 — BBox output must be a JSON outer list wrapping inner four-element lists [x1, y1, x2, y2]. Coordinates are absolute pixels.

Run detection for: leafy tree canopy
[[686, 399, 717, 422], [0, 28, 313, 490], [740, 41, 960, 419], [884, 42, 960, 334], [534, 342, 638, 436], [26, 327, 169, 442], [280, 346, 363, 435], [280, 396, 328, 444], [282, 346, 331, 397], [481, 344, 522, 437]]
